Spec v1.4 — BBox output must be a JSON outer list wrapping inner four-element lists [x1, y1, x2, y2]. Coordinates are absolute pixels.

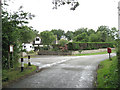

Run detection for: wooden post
[[28, 56, 31, 66], [21, 58, 24, 72], [8, 50, 10, 69], [109, 53, 111, 60]]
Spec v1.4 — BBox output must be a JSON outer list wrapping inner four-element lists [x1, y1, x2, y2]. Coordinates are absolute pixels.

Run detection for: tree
[[87, 29, 96, 36], [110, 27, 119, 40], [64, 31, 73, 41], [96, 26, 110, 42], [40, 31, 56, 45], [2, 3, 36, 69], [59, 39, 68, 46], [96, 26, 118, 42], [89, 33, 101, 42], [73, 28, 88, 37], [51, 29, 65, 40], [73, 32, 88, 42], [19, 26, 36, 43]]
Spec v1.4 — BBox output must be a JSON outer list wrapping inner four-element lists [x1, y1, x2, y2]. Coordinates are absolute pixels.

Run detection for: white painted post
[[21, 58, 24, 72], [28, 56, 31, 66]]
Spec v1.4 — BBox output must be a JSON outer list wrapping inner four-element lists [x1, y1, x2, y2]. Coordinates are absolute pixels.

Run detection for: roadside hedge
[[67, 42, 114, 50]]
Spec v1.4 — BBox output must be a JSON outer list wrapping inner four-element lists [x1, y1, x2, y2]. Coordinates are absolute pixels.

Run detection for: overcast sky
[[6, 0, 119, 32]]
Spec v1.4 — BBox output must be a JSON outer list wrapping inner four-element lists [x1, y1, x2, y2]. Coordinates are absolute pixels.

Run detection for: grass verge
[[2, 64, 37, 87], [74, 50, 116, 56], [96, 56, 119, 88]]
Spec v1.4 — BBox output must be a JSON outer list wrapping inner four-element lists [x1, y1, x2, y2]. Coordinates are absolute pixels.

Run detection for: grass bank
[[74, 50, 116, 56], [96, 56, 119, 88], [2, 64, 37, 87]]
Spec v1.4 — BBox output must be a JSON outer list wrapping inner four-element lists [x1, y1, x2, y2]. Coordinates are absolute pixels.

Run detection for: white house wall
[[35, 37, 41, 44], [23, 43, 34, 52]]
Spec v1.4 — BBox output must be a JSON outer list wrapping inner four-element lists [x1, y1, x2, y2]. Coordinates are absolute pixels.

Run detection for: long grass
[[2, 64, 37, 86], [97, 56, 119, 88]]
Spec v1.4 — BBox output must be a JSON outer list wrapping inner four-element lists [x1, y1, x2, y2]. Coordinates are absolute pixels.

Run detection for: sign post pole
[[9, 45, 14, 68], [28, 56, 31, 66], [21, 58, 24, 72], [107, 47, 112, 60], [109, 53, 111, 60]]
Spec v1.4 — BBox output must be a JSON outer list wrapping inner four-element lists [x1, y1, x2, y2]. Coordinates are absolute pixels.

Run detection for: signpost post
[[21, 58, 24, 72], [9, 45, 14, 68], [28, 56, 31, 66], [107, 47, 112, 60]]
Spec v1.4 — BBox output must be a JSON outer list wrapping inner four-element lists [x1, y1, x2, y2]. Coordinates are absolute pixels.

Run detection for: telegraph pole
[[118, 1, 120, 89]]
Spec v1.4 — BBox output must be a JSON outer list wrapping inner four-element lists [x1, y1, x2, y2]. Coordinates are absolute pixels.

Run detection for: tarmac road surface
[[9, 53, 116, 88]]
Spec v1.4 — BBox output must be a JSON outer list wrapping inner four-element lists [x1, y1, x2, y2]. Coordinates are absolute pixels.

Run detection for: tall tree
[[73, 32, 88, 42], [51, 29, 65, 40], [64, 31, 74, 41], [89, 33, 101, 42], [2, 3, 35, 69], [97, 26, 110, 42], [110, 27, 119, 40], [19, 26, 36, 43], [73, 28, 88, 37], [87, 29, 96, 36], [40, 31, 56, 45]]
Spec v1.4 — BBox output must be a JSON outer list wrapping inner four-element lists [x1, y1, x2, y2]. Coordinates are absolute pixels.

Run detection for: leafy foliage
[[72, 26, 118, 42], [51, 29, 65, 40], [67, 42, 114, 51], [59, 39, 68, 46], [73, 32, 88, 42], [19, 26, 36, 43], [40, 31, 56, 45], [2, 2, 37, 69], [64, 31, 74, 41]]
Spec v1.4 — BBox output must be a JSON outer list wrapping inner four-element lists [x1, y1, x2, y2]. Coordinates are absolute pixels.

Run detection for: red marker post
[[107, 47, 112, 60]]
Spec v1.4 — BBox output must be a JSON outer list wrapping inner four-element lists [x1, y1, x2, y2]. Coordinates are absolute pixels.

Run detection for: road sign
[[107, 48, 112, 60], [10, 45, 13, 52], [107, 48, 111, 53]]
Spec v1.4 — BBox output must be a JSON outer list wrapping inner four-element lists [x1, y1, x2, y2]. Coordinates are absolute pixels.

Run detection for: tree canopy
[[2, 2, 38, 69], [51, 29, 65, 40], [40, 31, 56, 45]]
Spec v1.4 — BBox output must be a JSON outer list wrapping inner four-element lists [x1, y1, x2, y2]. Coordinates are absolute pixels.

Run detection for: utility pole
[[118, 1, 120, 89]]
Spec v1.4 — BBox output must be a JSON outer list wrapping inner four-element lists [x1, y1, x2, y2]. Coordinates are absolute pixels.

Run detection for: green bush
[[27, 50, 34, 54], [67, 42, 114, 50], [67, 42, 73, 50], [51, 47, 60, 51], [51, 44, 61, 51], [43, 45, 49, 50], [59, 39, 68, 46], [73, 43, 80, 50]]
